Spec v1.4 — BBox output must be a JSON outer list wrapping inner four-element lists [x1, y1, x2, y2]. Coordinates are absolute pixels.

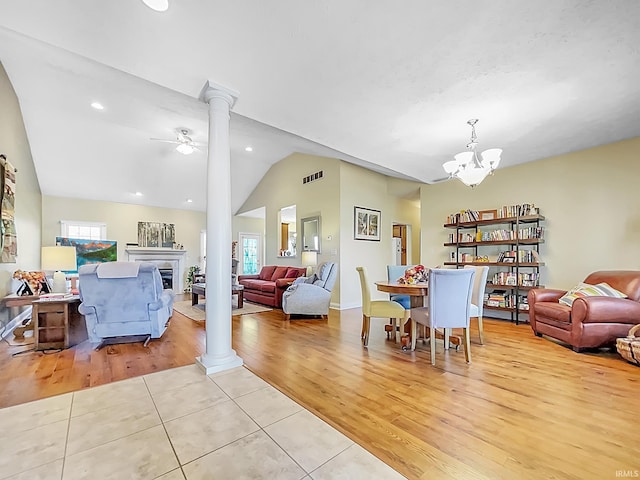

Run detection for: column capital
[[199, 80, 239, 108]]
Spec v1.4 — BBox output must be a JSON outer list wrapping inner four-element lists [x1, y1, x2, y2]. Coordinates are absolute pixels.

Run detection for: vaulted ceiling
[[0, 1, 638, 212]]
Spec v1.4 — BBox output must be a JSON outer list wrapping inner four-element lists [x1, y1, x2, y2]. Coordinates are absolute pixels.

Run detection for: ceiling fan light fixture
[[443, 119, 502, 188], [142, 0, 169, 12], [176, 143, 195, 155]]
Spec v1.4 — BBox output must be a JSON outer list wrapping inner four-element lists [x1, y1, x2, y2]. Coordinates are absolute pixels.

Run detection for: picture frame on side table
[[354, 206, 381, 241]]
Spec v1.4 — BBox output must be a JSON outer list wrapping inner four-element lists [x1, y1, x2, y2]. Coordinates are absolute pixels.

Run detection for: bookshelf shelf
[[444, 205, 545, 324]]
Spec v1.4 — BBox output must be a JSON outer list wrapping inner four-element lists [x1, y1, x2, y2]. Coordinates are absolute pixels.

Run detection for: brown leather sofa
[[238, 265, 307, 307], [528, 271, 640, 352]]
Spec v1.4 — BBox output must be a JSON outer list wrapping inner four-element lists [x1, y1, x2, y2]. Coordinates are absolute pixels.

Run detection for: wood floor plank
[[0, 297, 638, 479]]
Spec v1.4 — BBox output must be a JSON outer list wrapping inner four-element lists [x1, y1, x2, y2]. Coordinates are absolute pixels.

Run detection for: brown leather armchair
[[528, 271, 640, 352]]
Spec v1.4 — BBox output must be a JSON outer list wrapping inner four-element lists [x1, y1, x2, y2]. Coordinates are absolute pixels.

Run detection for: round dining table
[[374, 281, 462, 348]]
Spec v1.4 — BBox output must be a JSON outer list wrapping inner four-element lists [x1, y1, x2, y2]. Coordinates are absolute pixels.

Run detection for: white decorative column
[[196, 80, 243, 374]]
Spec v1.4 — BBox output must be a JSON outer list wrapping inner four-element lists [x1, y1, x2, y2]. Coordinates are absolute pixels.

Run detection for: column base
[[195, 351, 243, 375]]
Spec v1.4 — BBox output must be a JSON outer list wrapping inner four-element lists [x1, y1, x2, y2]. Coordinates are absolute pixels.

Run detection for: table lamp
[[41, 246, 77, 293], [301, 251, 317, 277]]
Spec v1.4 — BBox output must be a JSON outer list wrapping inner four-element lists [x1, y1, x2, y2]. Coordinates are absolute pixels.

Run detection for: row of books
[[484, 291, 529, 310], [490, 272, 539, 287], [446, 210, 480, 224], [446, 204, 540, 224], [497, 203, 538, 218], [496, 250, 541, 263], [449, 226, 545, 244], [485, 226, 544, 241]]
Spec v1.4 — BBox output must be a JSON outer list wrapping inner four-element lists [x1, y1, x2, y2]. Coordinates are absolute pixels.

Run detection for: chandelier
[[443, 119, 502, 187]]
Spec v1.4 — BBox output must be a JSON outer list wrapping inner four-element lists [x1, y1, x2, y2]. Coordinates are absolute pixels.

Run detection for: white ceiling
[[0, 1, 639, 213]]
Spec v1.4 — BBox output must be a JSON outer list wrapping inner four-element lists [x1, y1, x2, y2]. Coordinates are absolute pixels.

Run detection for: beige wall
[[338, 163, 422, 308], [238, 153, 342, 301], [0, 63, 42, 304], [421, 136, 640, 291], [238, 154, 423, 308], [42, 196, 206, 285]]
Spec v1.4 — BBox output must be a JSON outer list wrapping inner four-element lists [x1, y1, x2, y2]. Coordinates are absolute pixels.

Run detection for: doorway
[[239, 233, 262, 275], [392, 224, 411, 265]]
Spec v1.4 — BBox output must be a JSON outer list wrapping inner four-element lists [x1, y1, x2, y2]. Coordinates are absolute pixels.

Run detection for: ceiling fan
[[150, 129, 205, 155]]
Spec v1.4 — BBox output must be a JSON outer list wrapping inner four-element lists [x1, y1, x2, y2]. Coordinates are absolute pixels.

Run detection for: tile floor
[[0, 364, 406, 479]]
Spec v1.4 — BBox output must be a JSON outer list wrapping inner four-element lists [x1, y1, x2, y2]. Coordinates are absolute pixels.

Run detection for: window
[[60, 221, 107, 240]]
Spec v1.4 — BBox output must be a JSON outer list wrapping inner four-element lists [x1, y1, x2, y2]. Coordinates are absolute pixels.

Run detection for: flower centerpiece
[[397, 264, 428, 284]]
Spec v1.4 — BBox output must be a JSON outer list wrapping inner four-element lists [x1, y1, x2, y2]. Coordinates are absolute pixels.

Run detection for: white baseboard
[[329, 302, 361, 311]]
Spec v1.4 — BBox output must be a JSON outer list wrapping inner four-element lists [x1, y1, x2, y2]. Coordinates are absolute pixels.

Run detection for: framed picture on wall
[[354, 206, 381, 241]]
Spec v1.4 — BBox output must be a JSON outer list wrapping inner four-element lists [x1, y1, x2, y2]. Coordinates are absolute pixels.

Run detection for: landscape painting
[[56, 237, 117, 272]]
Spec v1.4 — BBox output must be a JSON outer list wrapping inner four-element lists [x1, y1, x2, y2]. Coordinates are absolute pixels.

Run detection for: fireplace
[[158, 268, 173, 289], [125, 247, 187, 292]]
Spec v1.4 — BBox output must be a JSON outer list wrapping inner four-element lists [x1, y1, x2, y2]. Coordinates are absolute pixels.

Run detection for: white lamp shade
[[301, 251, 318, 267], [454, 151, 474, 166], [42, 246, 77, 293], [41, 246, 77, 271], [176, 143, 195, 155], [443, 160, 459, 174], [142, 0, 169, 11], [480, 148, 502, 169], [456, 166, 491, 187]]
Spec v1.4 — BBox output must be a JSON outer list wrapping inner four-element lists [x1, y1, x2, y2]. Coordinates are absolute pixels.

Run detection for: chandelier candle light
[[443, 119, 502, 187]]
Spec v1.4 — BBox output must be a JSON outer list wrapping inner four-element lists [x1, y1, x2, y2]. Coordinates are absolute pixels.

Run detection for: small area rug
[[173, 300, 272, 321]]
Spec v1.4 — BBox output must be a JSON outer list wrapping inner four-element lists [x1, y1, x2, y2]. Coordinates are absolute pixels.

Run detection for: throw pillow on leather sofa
[[238, 266, 307, 307]]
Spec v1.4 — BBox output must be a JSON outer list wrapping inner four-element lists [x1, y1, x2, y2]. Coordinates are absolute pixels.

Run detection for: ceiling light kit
[[150, 128, 203, 155], [90, 102, 104, 110], [141, 0, 169, 12], [443, 119, 502, 188], [245, 146, 253, 152]]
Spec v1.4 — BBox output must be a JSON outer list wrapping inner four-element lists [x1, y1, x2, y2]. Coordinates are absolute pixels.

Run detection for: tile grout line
[[226, 385, 310, 476], [143, 373, 188, 480]]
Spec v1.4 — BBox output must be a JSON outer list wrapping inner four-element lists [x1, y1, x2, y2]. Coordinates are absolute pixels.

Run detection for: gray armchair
[[282, 262, 337, 320], [78, 262, 174, 347]]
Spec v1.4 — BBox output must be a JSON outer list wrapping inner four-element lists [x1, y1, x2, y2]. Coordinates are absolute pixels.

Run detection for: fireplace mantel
[[125, 247, 187, 292]]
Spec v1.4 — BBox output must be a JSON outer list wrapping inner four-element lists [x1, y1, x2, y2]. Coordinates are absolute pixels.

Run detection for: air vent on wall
[[302, 170, 324, 185]]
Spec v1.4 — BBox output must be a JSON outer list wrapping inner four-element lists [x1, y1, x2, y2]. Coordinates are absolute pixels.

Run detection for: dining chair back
[[464, 265, 489, 344], [386, 265, 417, 309], [410, 268, 475, 364], [356, 266, 409, 346]]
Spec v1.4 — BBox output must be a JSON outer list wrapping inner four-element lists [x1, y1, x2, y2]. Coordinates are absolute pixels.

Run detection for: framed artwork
[[138, 222, 175, 248], [56, 237, 117, 272], [502, 257, 516, 263], [478, 209, 498, 221], [354, 206, 381, 241]]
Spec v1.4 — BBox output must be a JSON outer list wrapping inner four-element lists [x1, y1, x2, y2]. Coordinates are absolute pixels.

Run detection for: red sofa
[[238, 265, 307, 307]]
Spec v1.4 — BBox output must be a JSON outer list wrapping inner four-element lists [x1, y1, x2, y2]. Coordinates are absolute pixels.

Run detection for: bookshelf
[[444, 205, 545, 324]]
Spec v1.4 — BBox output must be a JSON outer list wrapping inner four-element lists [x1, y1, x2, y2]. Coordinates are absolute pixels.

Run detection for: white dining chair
[[356, 267, 410, 346], [410, 268, 475, 365], [464, 265, 489, 344]]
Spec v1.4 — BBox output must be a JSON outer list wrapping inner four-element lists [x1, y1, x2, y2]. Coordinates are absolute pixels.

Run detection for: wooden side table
[[33, 297, 87, 350], [1, 294, 41, 339]]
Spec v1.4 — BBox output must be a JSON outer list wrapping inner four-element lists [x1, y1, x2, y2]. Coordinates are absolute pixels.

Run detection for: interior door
[[239, 233, 262, 275]]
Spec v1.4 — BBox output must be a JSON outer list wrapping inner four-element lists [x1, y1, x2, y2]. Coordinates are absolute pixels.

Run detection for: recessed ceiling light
[[135, 192, 143, 196], [142, 0, 169, 12], [186, 198, 193, 203], [91, 102, 104, 110], [245, 146, 253, 152]]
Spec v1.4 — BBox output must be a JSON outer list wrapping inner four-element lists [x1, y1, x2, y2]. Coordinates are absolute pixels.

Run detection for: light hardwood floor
[[1, 298, 638, 479]]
